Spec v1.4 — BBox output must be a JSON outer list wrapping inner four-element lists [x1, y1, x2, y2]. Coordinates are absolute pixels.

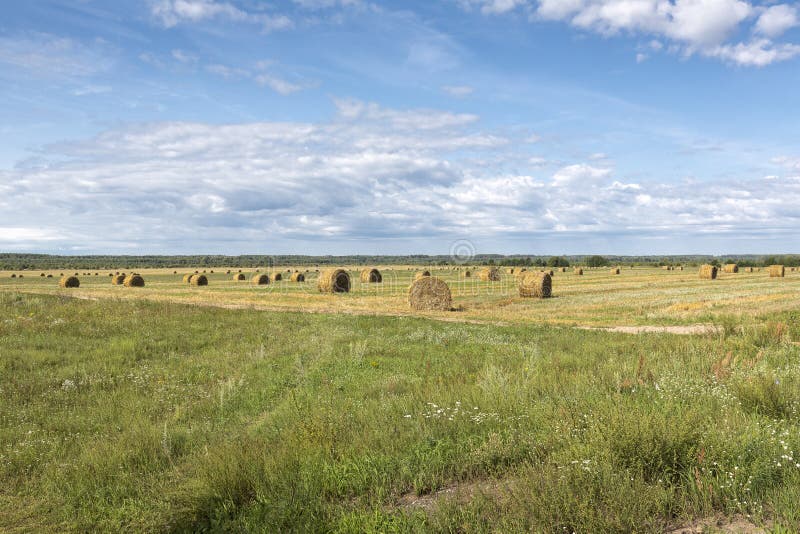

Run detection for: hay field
[[3, 265, 800, 328]]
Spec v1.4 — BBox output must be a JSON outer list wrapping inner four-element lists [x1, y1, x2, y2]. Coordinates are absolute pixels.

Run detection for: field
[[3, 267, 800, 532]]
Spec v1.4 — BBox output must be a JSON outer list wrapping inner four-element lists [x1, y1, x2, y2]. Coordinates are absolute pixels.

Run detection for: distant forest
[[2, 253, 799, 270]]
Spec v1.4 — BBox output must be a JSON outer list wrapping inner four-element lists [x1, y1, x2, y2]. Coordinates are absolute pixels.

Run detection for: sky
[[1, 0, 799, 256]]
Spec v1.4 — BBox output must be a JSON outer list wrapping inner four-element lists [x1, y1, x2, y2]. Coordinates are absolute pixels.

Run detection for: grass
[[3, 291, 800, 532], [3, 266, 800, 328]]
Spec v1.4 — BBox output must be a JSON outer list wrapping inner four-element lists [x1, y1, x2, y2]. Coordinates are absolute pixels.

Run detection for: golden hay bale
[[233, 273, 246, 281], [18, 274, 24, 278], [47, 274, 53, 278], [10, 274, 16, 278], [745, 267, 754, 273], [464, 270, 471, 278], [699, 265, 718, 280], [662, 266, 670, 270], [252, 274, 269, 285], [226, 270, 231, 274], [112, 274, 126, 285], [318, 269, 351, 293], [190, 274, 208, 286], [769, 265, 785, 278], [478, 267, 500, 281], [360, 268, 382, 283], [610, 267, 621, 275], [506, 268, 515, 274], [182, 273, 194, 283], [408, 276, 452, 311], [59, 276, 80, 288], [173, 271, 178, 274], [678, 266, 684, 271], [415, 271, 431, 281], [40, 273, 45, 277], [271, 273, 283, 282], [723, 263, 739, 274], [290, 272, 305, 282], [574, 267, 583, 275], [518, 272, 552, 298], [560, 267, 567, 272], [545, 269, 554, 276], [124, 274, 145, 287]]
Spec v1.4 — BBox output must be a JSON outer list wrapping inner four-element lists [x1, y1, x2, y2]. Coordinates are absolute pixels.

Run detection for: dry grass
[[59, 276, 80, 288], [415, 271, 432, 281], [769, 265, 786, 278], [518, 271, 552, 298], [190, 274, 208, 286], [699, 265, 718, 280], [360, 268, 382, 283], [408, 276, 452, 311], [123, 274, 145, 288], [478, 267, 500, 281], [318, 269, 350, 293], [252, 274, 269, 286]]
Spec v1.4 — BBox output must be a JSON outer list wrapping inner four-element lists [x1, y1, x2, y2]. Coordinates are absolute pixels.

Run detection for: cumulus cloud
[[4, 100, 800, 252], [456, 0, 800, 67], [149, 0, 292, 32], [755, 4, 799, 37]]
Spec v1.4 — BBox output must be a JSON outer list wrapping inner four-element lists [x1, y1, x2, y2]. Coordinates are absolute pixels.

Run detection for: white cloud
[[5, 99, 800, 252], [149, 0, 292, 32], [482, 0, 800, 67], [458, 0, 530, 15], [755, 4, 799, 37], [706, 38, 800, 66], [254, 73, 304, 95], [552, 163, 612, 185], [442, 85, 475, 97], [0, 33, 112, 79]]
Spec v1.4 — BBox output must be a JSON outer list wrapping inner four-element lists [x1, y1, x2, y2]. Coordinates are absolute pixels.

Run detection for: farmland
[[2, 267, 800, 531]]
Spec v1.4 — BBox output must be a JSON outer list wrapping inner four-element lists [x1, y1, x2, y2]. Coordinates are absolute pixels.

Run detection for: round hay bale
[[252, 274, 269, 285], [506, 268, 515, 274], [59, 276, 80, 288], [560, 267, 567, 272], [124, 274, 145, 287], [182, 273, 194, 283], [40, 273, 45, 277], [47, 274, 53, 278], [699, 265, 718, 280], [174, 271, 178, 274], [723, 263, 739, 274], [271, 273, 283, 282], [769, 265, 785, 278], [408, 276, 452, 311], [574, 267, 583, 275], [744, 267, 754, 273], [190, 274, 208, 286], [10, 274, 16, 278], [108, 273, 113, 277], [226, 270, 231, 274], [233, 273, 246, 281], [415, 271, 431, 281], [290, 272, 305, 282], [610, 267, 620, 275], [18, 274, 23, 278], [112, 274, 126, 285], [478, 267, 500, 281], [464, 270, 471, 278], [318, 269, 351, 293], [518, 272, 552, 298], [360, 268, 382, 283]]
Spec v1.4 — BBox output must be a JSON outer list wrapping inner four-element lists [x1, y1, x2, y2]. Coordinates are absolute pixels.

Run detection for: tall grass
[[2, 292, 800, 531]]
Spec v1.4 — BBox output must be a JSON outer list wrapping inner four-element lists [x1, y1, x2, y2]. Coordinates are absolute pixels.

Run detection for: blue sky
[[1, 0, 799, 255]]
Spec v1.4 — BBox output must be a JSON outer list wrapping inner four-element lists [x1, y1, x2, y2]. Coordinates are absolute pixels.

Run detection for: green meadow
[[3, 291, 800, 532]]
